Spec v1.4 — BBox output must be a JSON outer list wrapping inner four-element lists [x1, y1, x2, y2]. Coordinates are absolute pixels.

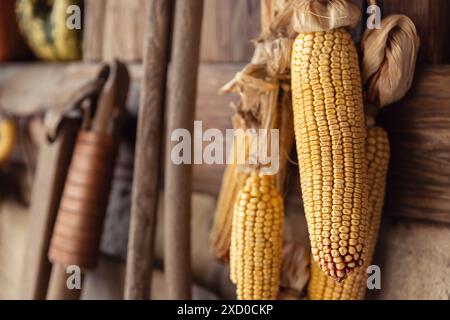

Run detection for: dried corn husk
[[361, 15, 420, 110], [264, 0, 361, 38], [210, 0, 296, 262], [278, 241, 310, 299]]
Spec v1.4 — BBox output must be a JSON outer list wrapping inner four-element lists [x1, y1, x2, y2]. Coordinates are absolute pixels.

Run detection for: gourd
[[15, 0, 82, 61]]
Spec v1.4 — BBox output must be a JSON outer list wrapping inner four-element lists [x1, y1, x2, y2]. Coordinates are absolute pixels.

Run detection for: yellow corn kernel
[[210, 163, 249, 262], [308, 127, 390, 299], [230, 171, 284, 300], [291, 29, 368, 280]]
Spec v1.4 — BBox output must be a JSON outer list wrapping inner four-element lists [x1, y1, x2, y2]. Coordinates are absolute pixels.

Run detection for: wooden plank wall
[[378, 66, 450, 224], [84, 0, 149, 61], [200, 0, 260, 62], [83, 0, 261, 62], [381, 0, 450, 64], [81, 0, 450, 226], [375, 0, 450, 224]]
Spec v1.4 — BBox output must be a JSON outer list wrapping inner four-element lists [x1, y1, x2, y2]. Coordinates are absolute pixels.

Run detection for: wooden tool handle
[[125, 0, 173, 300], [92, 61, 130, 134], [164, 0, 204, 300]]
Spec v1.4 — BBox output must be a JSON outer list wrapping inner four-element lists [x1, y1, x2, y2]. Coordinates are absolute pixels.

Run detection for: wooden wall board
[[102, 0, 150, 61], [82, 0, 450, 63], [82, 0, 107, 61], [83, 0, 260, 62], [200, 0, 260, 62], [83, 0, 149, 62], [381, 0, 450, 64], [378, 65, 450, 224]]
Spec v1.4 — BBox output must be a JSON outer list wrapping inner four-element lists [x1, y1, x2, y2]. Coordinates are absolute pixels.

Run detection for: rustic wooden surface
[[20, 120, 79, 300], [125, 0, 173, 300], [200, 0, 260, 62], [381, 0, 450, 64], [102, 0, 149, 61], [378, 65, 450, 224], [0, 64, 102, 117], [82, 0, 260, 62], [82, 0, 107, 61], [164, 0, 204, 300], [83, 0, 149, 61]]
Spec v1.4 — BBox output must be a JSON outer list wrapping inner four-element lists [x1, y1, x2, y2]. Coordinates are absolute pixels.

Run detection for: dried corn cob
[[291, 28, 368, 280], [230, 171, 284, 300], [211, 163, 249, 262], [0, 119, 16, 164], [308, 127, 390, 299]]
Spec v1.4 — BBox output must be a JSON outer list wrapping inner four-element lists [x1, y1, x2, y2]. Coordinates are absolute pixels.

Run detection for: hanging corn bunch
[[307, 12, 419, 299], [211, 0, 298, 299], [285, 0, 367, 280], [210, 0, 294, 265], [308, 126, 389, 299]]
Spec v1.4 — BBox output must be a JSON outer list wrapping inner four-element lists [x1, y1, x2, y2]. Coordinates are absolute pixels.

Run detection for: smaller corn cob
[[230, 171, 284, 300], [0, 119, 16, 164], [308, 127, 389, 299], [210, 160, 249, 262]]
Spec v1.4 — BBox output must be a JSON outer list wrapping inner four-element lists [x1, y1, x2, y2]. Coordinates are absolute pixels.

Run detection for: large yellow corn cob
[[230, 171, 284, 300], [291, 28, 368, 280], [308, 127, 390, 299]]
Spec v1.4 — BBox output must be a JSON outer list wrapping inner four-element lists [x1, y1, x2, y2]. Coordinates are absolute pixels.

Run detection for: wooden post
[[124, 0, 173, 300], [19, 120, 79, 300], [164, 0, 204, 300]]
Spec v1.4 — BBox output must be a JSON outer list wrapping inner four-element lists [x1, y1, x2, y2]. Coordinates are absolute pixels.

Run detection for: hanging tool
[[46, 60, 129, 300]]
